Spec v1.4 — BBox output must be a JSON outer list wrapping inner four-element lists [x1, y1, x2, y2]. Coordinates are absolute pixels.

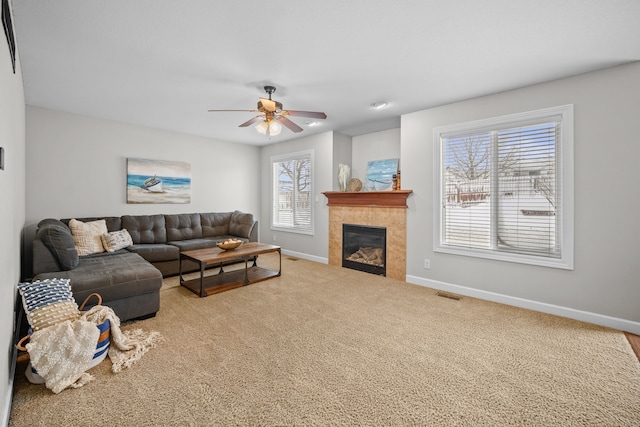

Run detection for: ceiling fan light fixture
[[255, 119, 282, 136], [209, 85, 326, 136]]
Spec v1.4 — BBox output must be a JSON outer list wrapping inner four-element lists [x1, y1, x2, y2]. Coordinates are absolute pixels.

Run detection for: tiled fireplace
[[342, 223, 387, 276], [324, 190, 411, 281]]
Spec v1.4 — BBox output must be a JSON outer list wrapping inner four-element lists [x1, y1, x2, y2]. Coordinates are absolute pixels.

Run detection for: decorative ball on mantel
[[348, 178, 362, 192]]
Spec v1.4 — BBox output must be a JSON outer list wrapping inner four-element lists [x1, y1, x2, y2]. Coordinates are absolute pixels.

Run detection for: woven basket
[[18, 293, 111, 384]]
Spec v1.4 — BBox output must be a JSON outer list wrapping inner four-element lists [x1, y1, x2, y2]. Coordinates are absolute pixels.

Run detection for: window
[[271, 150, 314, 234], [433, 105, 573, 269]]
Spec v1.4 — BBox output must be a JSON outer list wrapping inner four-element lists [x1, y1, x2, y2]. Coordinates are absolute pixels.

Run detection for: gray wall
[[352, 128, 401, 186], [0, 14, 25, 424], [332, 132, 352, 191], [402, 62, 640, 333], [24, 106, 261, 277]]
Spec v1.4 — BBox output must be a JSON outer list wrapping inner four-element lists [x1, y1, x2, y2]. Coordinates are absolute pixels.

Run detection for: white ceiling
[[12, 0, 640, 146]]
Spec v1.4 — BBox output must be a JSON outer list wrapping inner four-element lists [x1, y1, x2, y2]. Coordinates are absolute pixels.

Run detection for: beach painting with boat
[[127, 158, 191, 204]]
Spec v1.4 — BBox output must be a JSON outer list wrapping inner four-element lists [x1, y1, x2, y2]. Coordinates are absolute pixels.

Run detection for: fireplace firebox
[[342, 224, 386, 276]]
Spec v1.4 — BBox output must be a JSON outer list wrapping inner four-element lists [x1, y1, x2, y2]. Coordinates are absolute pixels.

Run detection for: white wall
[[402, 62, 640, 333], [352, 128, 401, 186], [24, 107, 261, 276], [0, 8, 25, 424], [260, 132, 334, 262], [332, 132, 352, 191]]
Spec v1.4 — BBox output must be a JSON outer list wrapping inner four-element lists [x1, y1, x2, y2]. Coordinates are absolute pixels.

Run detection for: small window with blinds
[[271, 150, 314, 235], [433, 105, 574, 269]]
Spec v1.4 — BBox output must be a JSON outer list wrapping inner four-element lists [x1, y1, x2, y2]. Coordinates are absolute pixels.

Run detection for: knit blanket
[[26, 305, 162, 394]]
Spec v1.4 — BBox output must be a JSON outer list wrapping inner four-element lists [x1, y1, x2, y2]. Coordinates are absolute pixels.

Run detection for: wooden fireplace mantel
[[323, 190, 412, 208]]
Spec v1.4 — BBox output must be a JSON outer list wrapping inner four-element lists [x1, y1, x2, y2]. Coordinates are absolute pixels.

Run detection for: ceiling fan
[[208, 86, 327, 136]]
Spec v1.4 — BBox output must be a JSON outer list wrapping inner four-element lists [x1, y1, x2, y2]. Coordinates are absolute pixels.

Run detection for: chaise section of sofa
[[33, 250, 162, 322], [33, 218, 162, 321]]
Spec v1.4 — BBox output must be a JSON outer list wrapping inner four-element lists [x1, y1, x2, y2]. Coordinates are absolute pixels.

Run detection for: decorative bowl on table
[[217, 239, 242, 250]]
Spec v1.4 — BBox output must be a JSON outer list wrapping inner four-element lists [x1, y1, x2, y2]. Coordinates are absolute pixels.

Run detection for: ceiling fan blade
[[238, 115, 264, 127], [281, 110, 327, 119], [208, 109, 259, 113], [276, 116, 304, 133]]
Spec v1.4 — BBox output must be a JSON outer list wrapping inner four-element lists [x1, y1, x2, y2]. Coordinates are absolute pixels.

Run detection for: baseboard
[[280, 249, 328, 265], [406, 274, 640, 335]]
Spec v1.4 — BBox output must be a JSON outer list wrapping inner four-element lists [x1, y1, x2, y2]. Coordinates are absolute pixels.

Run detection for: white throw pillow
[[101, 229, 133, 252], [69, 219, 108, 256]]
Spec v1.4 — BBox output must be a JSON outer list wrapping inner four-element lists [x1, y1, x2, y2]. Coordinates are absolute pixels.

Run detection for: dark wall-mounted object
[[2, 0, 16, 73], [0, 147, 4, 170]]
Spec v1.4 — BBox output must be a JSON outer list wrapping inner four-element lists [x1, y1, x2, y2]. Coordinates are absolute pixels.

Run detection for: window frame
[[433, 105, 574, 270], [270, 149, 315, 235]]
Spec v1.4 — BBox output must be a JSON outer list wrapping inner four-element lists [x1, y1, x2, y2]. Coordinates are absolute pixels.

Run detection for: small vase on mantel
[[338, 163, 350, 192]]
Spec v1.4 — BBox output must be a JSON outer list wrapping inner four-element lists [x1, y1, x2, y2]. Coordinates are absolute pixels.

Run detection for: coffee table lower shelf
[[179, 243, 282, 297], [181, 266, 280, 297]]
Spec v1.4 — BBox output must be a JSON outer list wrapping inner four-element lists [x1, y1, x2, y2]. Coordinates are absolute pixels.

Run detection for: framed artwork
[[366, 158, 399, 191], [2, 0, 16, 73], [126, 158, 191, 204]]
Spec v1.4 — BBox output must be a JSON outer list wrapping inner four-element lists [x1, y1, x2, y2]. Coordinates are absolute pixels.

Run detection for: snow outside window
[[271, 150, 314, 235], [433, 105, 574, 269]]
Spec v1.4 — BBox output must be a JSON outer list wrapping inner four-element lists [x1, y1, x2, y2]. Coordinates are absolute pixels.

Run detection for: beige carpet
[[10, 254, 640, 426]]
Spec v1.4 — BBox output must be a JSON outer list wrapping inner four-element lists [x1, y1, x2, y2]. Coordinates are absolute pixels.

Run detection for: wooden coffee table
[[179, 242, 281, 297]]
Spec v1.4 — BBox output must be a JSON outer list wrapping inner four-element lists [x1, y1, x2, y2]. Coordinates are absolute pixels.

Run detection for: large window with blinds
[[433, 105, 573, 269], [271, 150, 314, 234]]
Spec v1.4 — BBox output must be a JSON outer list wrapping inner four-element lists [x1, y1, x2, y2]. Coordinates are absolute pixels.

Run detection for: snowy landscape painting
[[127, 158, 191, 204]]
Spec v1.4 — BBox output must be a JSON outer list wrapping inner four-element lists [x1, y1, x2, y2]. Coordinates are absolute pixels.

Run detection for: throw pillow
[[69, 219, 108, 256], [17, 278, 80, 331], [101, 229, 133, 252], [37, 223, 79, 270]]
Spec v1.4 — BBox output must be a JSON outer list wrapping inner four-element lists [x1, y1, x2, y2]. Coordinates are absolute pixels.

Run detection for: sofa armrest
[[248, 220, 258, 242], [32, 238, 62, 276]]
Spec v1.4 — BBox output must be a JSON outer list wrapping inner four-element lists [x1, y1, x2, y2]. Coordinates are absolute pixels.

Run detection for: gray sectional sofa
[[32, 211, 258, 321]]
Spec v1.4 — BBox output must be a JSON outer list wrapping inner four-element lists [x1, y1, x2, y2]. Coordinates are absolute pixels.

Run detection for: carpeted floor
[[9, 254, 640, 426]]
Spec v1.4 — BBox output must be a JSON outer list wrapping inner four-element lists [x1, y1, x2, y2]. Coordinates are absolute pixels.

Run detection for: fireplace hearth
[[342, 224, 386, 276]]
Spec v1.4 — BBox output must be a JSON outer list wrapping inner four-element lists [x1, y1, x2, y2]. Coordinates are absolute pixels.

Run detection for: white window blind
[[434, 105, 573, 269], [271, 150, 314, 234]]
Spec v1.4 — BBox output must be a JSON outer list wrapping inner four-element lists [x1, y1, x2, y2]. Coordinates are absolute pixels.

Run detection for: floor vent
[[436, 292, 462, 301], [287, 257, 299, 261]]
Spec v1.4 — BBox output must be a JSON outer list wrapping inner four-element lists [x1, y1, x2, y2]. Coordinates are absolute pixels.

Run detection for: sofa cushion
[[127, 243, 180, 263], [229, 211, 255, 238], [37, 221, 79, 270], [200, 212, 232, 237], [166, 213, 203, 241], [122, 214, 167, 244], [69, 219, 108, 256], [33, 252, 162, 307], [101, 229, 134, 252], [168, 239, 216, 252]]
